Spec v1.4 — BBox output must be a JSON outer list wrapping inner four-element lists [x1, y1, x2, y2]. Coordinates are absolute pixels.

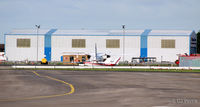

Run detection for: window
[[72, 39, 86, 48], [17, 39, 31, 48], [161, 39, 175, 48], [106, 39, 120, 48]]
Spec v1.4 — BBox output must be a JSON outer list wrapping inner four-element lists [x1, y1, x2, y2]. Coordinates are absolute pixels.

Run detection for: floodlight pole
[[122, 25, 125, 62], [35, 25, 40, 64]]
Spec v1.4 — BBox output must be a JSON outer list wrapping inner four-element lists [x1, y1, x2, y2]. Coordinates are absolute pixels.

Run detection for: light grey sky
[[0, 0, 200, 43]]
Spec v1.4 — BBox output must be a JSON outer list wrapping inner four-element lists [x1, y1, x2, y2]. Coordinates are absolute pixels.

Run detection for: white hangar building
[[4, 29, 196, 62]]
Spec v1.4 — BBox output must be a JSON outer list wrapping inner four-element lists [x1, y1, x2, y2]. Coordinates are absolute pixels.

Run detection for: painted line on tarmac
[[0, 71, 75, 102], [45, 76, 75, 95], [32, 71, 41, 76]]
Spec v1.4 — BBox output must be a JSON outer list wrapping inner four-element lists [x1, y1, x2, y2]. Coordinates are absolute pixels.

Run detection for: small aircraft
[[84, 44, 121, 66], [84, 57, 121, 66]]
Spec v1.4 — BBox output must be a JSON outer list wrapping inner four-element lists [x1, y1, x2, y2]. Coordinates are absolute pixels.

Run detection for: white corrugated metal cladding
[[5, 29, 196, 62]]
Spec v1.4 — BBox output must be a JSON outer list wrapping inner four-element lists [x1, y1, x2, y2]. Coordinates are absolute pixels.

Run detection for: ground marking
[[0, 70, 75, 101], [32, 71, 40, 76]]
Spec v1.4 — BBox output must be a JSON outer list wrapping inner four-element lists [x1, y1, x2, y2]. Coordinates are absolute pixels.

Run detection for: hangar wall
[[4, 29, 196, 62], [51, 35, 140, 62], [148, 36, 189, 62], [5, 35, 44, 61]]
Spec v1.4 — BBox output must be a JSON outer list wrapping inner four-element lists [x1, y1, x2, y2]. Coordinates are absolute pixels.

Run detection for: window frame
[[106, 39, 120, 48], [161, 39, 175, 48], [17, 38, 31, 48], [72, 39, 86, 48]]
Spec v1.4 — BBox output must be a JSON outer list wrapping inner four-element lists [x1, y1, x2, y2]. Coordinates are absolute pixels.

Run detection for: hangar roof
[[6, 29, 194, 36], [8, 29, 50, 35], [148, 30, 193, 36], [53, 30, 144, 35]]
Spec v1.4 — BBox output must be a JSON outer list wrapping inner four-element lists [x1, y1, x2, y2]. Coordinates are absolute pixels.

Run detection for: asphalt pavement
[[0, 69, 200, 107]]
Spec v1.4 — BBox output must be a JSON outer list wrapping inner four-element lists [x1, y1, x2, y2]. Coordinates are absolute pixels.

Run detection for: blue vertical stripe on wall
[[61, 56, 63, 62], [140, 29, 152, 58], [44, 29, 57, 61]]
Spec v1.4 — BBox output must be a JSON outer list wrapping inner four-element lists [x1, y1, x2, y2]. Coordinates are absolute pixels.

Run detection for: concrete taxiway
[[0, 69, 200, 107]]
